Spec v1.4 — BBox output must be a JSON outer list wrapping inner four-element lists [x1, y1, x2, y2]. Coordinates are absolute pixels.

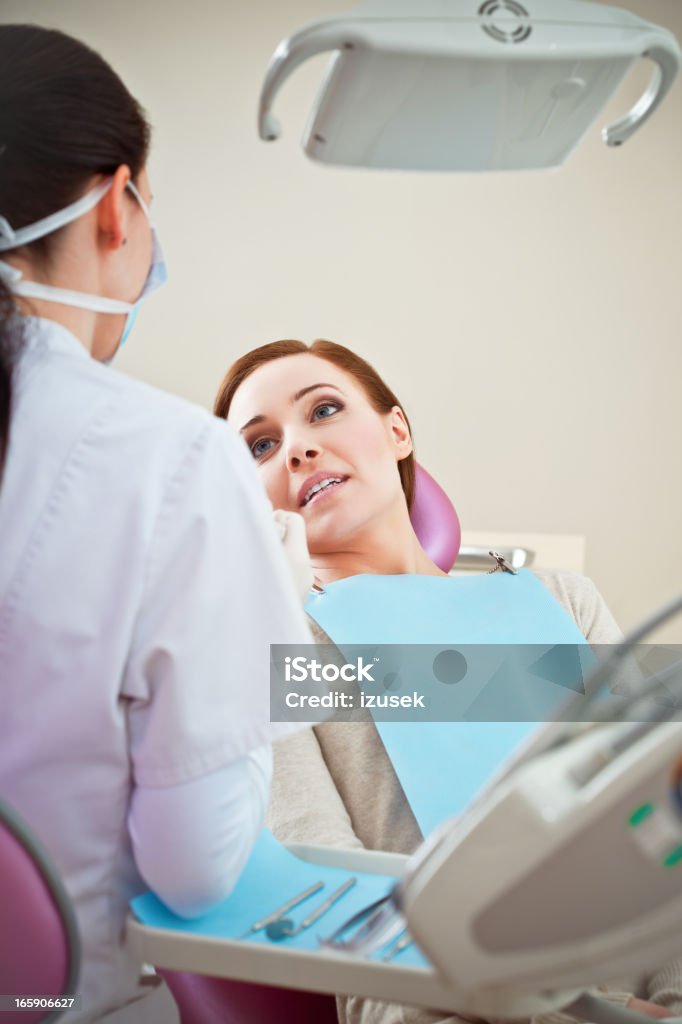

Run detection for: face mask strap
[[0, 174, 167, 340], [0, 178, 114, 253], [0, 270, 134, 314], [126, 181, 153, 224]]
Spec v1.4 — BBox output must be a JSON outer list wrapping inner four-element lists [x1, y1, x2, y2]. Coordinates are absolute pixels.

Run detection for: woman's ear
[[97, 164, 131, 250], [389, 406, 413, 462]]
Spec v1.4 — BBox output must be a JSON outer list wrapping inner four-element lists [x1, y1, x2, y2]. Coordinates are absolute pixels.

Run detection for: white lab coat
[[0, 317, 312, 1022]]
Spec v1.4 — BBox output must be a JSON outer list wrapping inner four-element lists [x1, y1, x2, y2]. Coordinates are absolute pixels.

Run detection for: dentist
[[0, 23, 312, 1024]]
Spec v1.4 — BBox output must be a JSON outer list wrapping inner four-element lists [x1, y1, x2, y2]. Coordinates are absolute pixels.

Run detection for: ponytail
[[0, 277, 19, 479], [0, 24, 151, 482]]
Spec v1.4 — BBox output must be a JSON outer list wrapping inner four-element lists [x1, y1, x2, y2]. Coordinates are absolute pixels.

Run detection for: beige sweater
[[267, 571, 682, 1024]]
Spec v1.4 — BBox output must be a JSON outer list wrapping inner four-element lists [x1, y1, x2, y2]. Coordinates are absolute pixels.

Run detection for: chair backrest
[[0, 801, 80, 1024], [410, 463, 461, 573]]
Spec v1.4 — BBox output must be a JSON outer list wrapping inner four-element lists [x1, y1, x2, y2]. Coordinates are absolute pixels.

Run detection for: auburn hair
[[214, 339, 415, 509]]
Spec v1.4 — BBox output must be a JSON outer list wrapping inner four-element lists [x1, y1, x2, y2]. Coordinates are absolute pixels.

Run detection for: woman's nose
[[286, 437, 321, 471]]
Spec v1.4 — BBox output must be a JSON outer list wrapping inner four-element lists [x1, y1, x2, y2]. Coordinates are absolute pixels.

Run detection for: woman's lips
[[306, 477, 347, 508], [299, 475, 349, 508]]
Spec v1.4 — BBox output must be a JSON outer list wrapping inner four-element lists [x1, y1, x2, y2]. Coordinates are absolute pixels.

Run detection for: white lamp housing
[[258, 0, 681, 171]]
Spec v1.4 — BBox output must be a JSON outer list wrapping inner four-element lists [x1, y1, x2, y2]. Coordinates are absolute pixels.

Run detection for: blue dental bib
[[306, 570, 590, 835]]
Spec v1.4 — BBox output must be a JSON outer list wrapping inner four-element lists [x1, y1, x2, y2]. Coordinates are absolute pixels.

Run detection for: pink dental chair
[[410, 462, 461, 573], [0, 800, 80, 1024]]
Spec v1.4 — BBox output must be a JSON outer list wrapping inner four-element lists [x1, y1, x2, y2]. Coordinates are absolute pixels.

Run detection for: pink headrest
[[410, 463, 461, 573]]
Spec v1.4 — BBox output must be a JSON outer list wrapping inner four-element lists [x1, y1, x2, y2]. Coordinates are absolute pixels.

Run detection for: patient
[[216, 339, 682, 1024]]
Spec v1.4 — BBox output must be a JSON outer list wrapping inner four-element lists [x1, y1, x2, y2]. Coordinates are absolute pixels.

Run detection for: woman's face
[[228, 353, 412, 553]]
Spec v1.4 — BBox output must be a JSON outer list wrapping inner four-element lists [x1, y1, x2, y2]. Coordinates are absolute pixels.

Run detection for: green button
[[663, 845, 682, 868], [628, 803, 655, 827]]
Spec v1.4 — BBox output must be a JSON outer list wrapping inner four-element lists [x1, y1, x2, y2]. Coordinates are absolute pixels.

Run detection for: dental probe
[[237, 880, 325, 939], [266, 877, 357, 941]]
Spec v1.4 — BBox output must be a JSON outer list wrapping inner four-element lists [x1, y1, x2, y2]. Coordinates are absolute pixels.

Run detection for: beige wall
[[3, 0, 681, 636]]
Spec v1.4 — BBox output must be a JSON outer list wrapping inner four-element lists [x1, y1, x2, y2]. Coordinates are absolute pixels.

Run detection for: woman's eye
[[251, 437, 275, 458], [312, 402, 341, 421]]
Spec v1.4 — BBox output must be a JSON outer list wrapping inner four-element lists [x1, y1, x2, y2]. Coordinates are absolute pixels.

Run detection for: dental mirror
[[266, 877, 357, 942]]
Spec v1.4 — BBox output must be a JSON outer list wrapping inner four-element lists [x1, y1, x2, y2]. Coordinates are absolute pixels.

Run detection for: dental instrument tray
[[127, 839, 558, 1017], [258, 0, 681, 171]]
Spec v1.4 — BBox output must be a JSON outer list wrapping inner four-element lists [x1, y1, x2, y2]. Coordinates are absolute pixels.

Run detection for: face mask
[[0, 177, 167, 352]]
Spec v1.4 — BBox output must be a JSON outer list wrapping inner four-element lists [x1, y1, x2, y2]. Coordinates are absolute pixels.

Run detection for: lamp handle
[[602, 32, 681, 147], [258, 24, 354, 142]]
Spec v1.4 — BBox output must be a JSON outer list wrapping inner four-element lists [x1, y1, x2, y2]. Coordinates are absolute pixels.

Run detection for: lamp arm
[[258, 23, 357, 142], [603, 33, 681, 147]]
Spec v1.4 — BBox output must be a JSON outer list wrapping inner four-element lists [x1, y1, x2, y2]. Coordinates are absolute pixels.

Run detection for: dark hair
[[0, 24, 151, 479], [214, 339, 416, 509]]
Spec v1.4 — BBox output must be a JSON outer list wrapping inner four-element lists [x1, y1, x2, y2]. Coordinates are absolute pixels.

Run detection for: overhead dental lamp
[[258, 0, 681, 171]]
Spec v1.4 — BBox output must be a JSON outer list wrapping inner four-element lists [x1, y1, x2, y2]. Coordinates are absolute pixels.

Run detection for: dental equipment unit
[[258, 0, 680, 171], [329, 591, 682, 1022]]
